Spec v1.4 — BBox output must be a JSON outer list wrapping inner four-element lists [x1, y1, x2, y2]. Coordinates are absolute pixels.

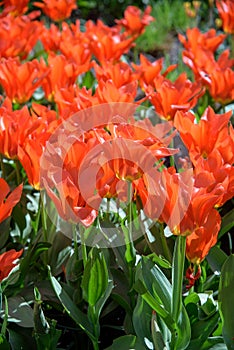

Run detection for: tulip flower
[[0, 0, 29, 15], [216, 0, 234, 34], [186, 208, 221, 264], [0, 98, 32, 159], [86, 20, 134, 63], [0, 15, 42, 59], [18, 105, 60, 190], [41, 54, 82, 101], [145, 73, 205, 121], [174, 107, 233, 165], [34, 0, 77, 22], [178, 27, 226, 53], [0, 178, 23, 224], [132, 54, 177, 87], [0, 249, 23, 282], [0, 58, 49, 104], [115, 6, 154, 36], [93, 61, 135, 89]]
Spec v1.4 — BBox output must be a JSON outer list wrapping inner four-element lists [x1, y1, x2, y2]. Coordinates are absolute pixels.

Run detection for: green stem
[[33, 194, 41, 237], [106, 198, 110, 221], [15, 159, 21, 185], [128, 181, 133, 243], [91, 339, 99, 350], [230, 33, 234, 59], [1, 295, 8, 336], [124, 181, 136, 309], [41, 196, 48, 265], [89, 305, 100, 350], [159, 223, 172, 263], [124, 181, 135, 265], [78, 225, 87, 266], [6, 169, 16, 182], [169, 133, 175, 168], [0, 154, 6, 179], [171, 235, 186, 323]]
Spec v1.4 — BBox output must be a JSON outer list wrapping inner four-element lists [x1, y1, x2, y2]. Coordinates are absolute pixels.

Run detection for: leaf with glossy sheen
[[200, 337, 227, 350], [0, 296, 34, 328], [141, 256, 172, 312], [105, 335, 145, 350], [206, 246, 228, 274], [49, 269, 94, 341], [151, 311, 168, 350], [218, 209, 234, 239], [81, 249, 109, 307], [133, 295, 153, 347]]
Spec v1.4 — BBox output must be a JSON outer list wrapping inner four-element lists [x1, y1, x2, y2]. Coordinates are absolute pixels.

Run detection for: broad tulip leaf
[[200, 337, 227, 350], [95, 278, 113, 320], [151, 312, 168, 350], [81, 249, 109, 307], [133, 295, 153, 347], [0, 296, 34, 328], [218, 209, 234, 239], [219, 254, 234, 349], [173, 304, 191, 350], [8, 326, 37, 350], [0, 335, 11, 350], [141, 256, 172, 312], [206, 246, 228, 274], [49, 269, 94, 341], [105, 335, 145, 350]]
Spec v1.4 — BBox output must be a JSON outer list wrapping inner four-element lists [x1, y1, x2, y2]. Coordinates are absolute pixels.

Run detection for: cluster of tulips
[[0, 0, 233, 349]]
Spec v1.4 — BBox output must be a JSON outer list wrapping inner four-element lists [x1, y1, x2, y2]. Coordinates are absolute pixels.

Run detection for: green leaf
[[47, 232, 72, 276], [174, 304, 191, 350], [0, 295, 34, 328], [79, 71, 95, 89], [34, 320, 62, 350], [8, 325, 37, 350], [199, 293, 218, 318], [149, 253, 172, 269], [48, 268, 95, 342], [200, 337, 227, 350], [0, 218, 10, 250], [105, 335, 145, 350], [81, 249, 109, 307], [33, 287, 50, 335], [218, 209, 234, 239], [219, 254, 234, 349], [185, 292, 219, 349], [134, 264, 176, 335], [206, 246, 228, 274], [138, 256, 191, 350], [186, 312, 220, 350], [134, 278, 174, 327], [95, 277, 113, 321], [111, 268, 132, 314], [19, 241, 51, 276], [151, 311, 167, 350], [141, 256, 172, 312], [184, 292, 200, 307], [121, 222, 136, 266], [133, 295, 153, 348], [0, 334, 11, 350]]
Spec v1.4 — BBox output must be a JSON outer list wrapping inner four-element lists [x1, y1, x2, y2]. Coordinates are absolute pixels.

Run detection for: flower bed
[[0, 0, 233, 349]]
